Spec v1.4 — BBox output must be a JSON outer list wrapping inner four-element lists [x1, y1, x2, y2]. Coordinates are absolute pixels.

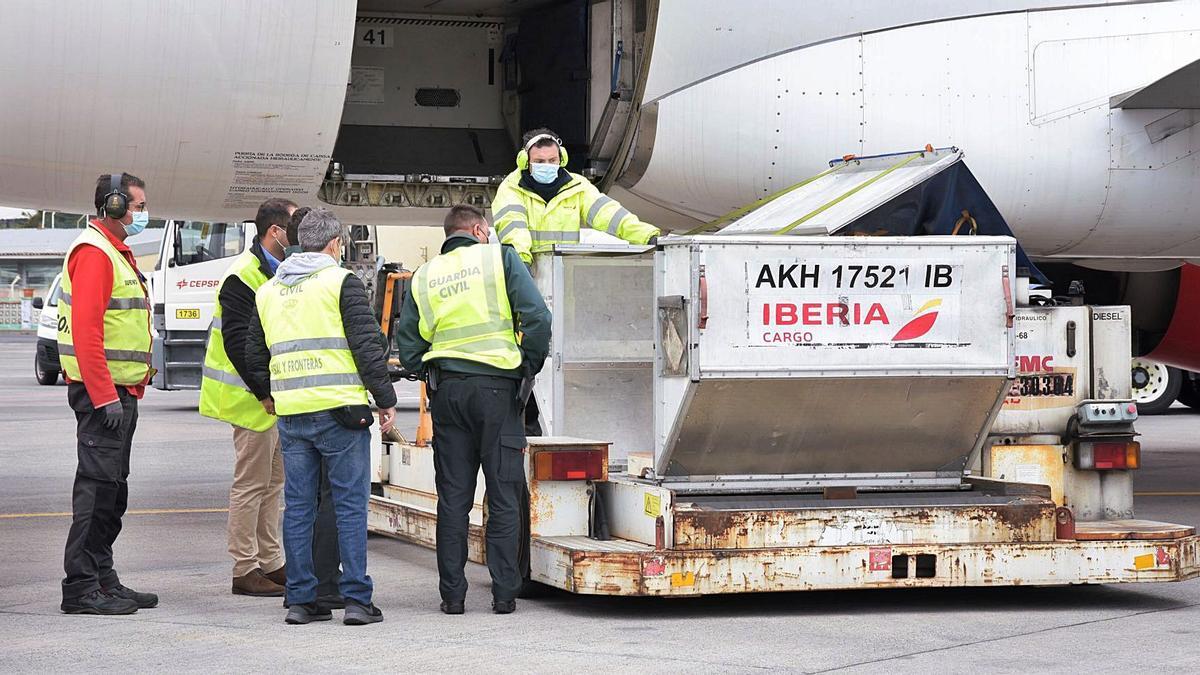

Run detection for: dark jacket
[[218, 240, 274, 400], [244, 255, 398, 410], [395, 234, 551, 379]]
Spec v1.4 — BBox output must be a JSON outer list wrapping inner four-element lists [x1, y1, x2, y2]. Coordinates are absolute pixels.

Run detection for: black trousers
[[431, 375, 526, 602], [62, 383, 138, 600], [314, 461, 341, 597]]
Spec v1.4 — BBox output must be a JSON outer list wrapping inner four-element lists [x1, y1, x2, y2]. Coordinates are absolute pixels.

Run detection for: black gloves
[[647, 235, 659, 246], [100, 400, 124, 430]]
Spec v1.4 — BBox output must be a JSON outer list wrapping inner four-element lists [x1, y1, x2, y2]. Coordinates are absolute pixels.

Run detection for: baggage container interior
[[335, 0, 618, 179]]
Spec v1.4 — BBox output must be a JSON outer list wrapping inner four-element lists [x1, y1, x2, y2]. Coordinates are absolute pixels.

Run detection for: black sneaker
[[103, 584, 158, 609], [492, 599, 516, 614], [61, 590, 138, 615], [285, 602, 332, 625], [343, 601, 384, 625], [440, 600, 465, 615]]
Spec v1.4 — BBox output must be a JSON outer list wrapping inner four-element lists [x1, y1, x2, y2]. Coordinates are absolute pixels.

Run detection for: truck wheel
[[1131, 358, 1181, 415], [35, 355, 59, 385], [1177, 375, 1200, 411]]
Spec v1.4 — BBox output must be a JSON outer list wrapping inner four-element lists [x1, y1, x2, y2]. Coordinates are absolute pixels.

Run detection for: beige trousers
[[228, 424, 284, 577]]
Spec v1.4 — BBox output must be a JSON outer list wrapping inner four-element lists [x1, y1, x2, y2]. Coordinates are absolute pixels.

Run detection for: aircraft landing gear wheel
[[1177, 376, 1200, 411], [1131, 358, 1181, 415]]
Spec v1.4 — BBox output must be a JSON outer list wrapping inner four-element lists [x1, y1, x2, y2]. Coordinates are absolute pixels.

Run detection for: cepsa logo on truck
[[751, 262, 957, 345], [175, 278, 220, 290]]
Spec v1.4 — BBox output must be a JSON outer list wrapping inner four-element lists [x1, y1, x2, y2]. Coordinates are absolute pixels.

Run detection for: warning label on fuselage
[[223, 151, 330, 209]]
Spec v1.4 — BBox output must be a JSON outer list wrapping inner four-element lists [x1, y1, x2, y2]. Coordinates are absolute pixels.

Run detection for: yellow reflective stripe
[[271, 373, 363, 392], [58, 345, 151, 362], [426, 336, 521, 357], [268, 337, 351, 357], [413, 264, 436, 338], [497, 219, 528, 240], [59, 292, 149, 311], [432, 317, 512, 342], [530, 230, 580, 243], [585, 195, 614, 228], [202, 365, 250, 391], [494, 204, 527, 220], [479, 241, 500, 315], [605, 207, 631, 235]]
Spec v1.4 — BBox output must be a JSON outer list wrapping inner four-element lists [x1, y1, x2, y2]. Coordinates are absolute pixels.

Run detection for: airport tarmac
[[1, 335, 1198, 673]]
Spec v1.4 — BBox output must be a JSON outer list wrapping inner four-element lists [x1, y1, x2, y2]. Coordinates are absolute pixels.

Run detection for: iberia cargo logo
[[754, 296, 957, 346], [891, 298, 941, 342]]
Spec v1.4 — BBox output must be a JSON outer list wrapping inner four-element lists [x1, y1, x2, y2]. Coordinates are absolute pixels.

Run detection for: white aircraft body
[[1, 0, 1198, 367]]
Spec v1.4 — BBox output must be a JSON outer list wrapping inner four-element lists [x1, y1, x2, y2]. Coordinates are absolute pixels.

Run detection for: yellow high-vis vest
[[199, 249, 275, 431], [412, 243, 522, 370], [57, 225, 152, 386], [491, 170, 659, 264], [255, 263, 367, 416]]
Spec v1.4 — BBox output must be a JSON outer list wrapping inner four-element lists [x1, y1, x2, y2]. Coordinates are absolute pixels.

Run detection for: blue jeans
[[278, 411, 373, 606]]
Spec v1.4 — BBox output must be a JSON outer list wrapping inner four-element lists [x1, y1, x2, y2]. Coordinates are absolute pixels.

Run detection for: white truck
[[32, 272, 64, 385], [367, 149, 1198, 595], [147, 220, 380, 391], [148, 221, 256, 390]]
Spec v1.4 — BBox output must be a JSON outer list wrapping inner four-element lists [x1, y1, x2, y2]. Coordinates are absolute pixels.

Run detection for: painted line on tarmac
[[1134, 491, 1200, 497], [0, 507, 228, 519]]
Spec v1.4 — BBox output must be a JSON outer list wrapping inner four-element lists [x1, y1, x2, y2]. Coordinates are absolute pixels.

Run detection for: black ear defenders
[[102, 173, 128, 220]]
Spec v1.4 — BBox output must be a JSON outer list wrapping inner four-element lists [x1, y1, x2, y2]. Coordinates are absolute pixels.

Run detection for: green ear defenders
[[516, 133, 568, 170], [102, 173, 129, 219]]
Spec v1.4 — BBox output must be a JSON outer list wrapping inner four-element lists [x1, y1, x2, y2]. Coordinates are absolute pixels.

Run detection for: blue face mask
[[530, 162, 560, 185], [124, 211, 149, 236]]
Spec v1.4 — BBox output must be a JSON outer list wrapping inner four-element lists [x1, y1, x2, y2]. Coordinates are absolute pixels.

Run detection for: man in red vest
[[58, 173, 158, 615]]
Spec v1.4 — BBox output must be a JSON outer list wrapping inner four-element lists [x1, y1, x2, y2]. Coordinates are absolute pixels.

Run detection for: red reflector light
[[1076, 440, 1140, 470], [533, 450, 605, 481], [1092, 442, 1127, 469]]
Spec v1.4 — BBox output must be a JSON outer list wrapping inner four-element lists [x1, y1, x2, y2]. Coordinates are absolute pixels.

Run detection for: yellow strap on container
[[773, 152, 924, 235], [685, 164, 847, 235]]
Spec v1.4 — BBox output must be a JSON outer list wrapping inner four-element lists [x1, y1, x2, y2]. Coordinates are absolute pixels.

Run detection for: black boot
[[103, 583, 158, 609], [61, 590, 138, 615]]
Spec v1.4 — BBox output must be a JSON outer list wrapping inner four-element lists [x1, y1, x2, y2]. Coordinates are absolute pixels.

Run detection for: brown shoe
[[263, 564, 286, 587], [232, 569, 284, 597]]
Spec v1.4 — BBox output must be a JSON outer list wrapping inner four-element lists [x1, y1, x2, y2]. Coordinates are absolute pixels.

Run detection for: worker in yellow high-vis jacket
[[491, 128, 660, 265], [199, 197, 295, 598], [58, 172, 157, 617], [245, 208, 396, 626]]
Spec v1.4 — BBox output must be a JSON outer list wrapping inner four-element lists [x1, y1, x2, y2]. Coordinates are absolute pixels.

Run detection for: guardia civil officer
[[395, 204, 551, 614], [58, 173, 157, 615]]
